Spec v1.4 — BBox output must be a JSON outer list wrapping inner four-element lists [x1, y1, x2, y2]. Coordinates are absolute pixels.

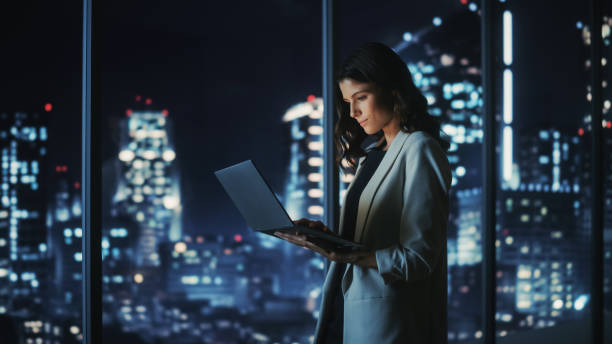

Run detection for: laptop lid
[[214, 160, 294, 232]]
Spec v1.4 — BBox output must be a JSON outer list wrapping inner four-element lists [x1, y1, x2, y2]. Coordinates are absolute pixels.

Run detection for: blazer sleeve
[[374, 137, 451, 285]]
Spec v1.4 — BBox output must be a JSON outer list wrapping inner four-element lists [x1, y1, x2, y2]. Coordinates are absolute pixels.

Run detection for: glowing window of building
[[308, 205, 324, 215], [307, 189, 323, 198], [308, 157, 323, 166], [307, 126, 323, 135], [307, 173, 322, 182], [308, 141, 323, 151]]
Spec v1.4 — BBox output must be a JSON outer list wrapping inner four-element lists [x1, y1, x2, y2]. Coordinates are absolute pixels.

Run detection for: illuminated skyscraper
[[282, 95, 326, 222], [47, 165, 83, 321], [280, 96, 331, 298], [113, 107, 182, 267], [496, 190, 588, 330], [0, 111, 48, 316]]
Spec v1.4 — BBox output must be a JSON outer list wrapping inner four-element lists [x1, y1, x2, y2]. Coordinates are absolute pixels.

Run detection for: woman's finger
[[294, 218, 310, 226], [275, 232, 307, 246]]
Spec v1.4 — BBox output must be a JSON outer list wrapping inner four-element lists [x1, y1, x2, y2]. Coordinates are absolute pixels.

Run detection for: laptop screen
[[215, 160, 294, 231]]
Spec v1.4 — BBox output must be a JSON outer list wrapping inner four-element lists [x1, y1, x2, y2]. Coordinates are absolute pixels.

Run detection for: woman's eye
[[357, 96, 367, 101]]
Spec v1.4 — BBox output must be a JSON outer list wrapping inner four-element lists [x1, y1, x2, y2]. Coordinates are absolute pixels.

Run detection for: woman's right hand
[[294, 218, 331, 233], [274, 218, 332, 251]]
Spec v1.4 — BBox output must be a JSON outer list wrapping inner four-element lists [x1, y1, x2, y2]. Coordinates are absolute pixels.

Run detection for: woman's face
[[338, 78, 396, 135]]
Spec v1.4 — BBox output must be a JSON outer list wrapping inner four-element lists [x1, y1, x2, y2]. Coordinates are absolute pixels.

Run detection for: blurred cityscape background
[[0, 0, 611, 343]]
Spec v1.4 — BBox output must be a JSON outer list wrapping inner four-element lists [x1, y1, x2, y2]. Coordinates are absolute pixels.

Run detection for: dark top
[[322, 146, 386, 343]]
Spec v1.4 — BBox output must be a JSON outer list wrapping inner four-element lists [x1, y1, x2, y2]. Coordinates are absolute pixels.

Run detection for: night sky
[[0, 1, 589, 237]]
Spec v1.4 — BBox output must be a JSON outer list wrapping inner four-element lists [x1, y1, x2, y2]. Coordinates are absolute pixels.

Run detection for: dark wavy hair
[[335, 42, 450, 171]]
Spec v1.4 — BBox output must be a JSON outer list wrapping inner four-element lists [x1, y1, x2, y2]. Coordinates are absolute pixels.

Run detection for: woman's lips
[[359, 119, 368, 126]]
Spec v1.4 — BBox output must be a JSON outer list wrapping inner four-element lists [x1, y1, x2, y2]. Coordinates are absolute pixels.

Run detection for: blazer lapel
[[353, 130, 411, 243]]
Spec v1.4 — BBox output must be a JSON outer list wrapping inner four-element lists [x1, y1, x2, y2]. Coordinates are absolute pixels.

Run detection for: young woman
[[275, 42, 452, 344]]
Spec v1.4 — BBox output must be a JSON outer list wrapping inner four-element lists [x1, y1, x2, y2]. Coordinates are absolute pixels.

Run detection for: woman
[[275, 42, 451, 344]]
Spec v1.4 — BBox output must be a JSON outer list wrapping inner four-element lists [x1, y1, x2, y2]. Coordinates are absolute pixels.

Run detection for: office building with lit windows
[[0, 111, 48, 316], [282, 95, 326, 222], [162, 235, 249, 309], [113, 108, 182, 267], [494, 126, 590, 330], [47, 166, 83, 320], [280, 96, 331, 298]]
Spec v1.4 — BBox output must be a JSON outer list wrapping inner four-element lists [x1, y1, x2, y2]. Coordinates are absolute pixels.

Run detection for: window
[[337, 1, 484, 341], [0, 2, 84, 343], [494, 0, 591, 339], [100, 1, 323, 342]]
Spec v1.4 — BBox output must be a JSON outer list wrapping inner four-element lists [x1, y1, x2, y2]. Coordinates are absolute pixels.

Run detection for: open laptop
[[214, 160, 366, 251]]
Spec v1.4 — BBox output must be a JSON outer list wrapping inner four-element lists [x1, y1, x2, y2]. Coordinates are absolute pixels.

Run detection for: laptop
[[214, 160, 366, 251]]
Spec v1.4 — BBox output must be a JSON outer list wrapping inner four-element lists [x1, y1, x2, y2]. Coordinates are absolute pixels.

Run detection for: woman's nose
[[349, 103, 359, 118]]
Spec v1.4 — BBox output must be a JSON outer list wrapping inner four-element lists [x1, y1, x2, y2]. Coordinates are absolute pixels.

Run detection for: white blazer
[[314, 130, 452, 344]]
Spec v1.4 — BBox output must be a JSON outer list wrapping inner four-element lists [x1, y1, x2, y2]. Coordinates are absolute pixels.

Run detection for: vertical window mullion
[[82, 0, 102, 343], [481, 0, 498, 342], [322, 0, 338, 274]]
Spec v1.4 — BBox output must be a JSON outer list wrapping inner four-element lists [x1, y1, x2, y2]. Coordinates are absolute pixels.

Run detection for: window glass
[[100, 1, 323, 342], [0, 2, 84, 343], [494, 1, 591, 339], [337, 1, 484, 341]]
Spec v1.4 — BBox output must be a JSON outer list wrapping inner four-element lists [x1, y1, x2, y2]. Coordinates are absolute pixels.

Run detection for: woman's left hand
[[274, 231, 378, 269]]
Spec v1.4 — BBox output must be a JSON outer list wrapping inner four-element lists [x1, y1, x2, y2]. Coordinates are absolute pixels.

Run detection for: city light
[[134, 273, 144, 284], [307, 205, 324, 215], [503, 11, 513, 65], [282, 102, 316, 122], [502, 126, 513, 182], [307, 189, 323, 198], [308, 157, 323, 166], [119, 149, 135, 162], [162, 149, 176, 161], [307, 125, 323, 135], [503, 69, 513, 124], [174, 242, 187, 253], [163, 195, 180, 209], [574, 295, 589, 311]]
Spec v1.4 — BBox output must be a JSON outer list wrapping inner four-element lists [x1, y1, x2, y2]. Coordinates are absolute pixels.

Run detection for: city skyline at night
[[0, 0, 610, 343]]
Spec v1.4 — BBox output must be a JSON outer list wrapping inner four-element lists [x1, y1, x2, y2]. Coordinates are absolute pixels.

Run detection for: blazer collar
[[353, 130, 412, 243]]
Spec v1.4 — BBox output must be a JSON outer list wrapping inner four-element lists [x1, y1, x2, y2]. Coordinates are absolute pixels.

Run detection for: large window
[[3, 1, 612, 343], [99, 1, 323, 343], [0, 2, 84, 343], [337, 1, 484, 342], [493, 0, 591, 339]]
